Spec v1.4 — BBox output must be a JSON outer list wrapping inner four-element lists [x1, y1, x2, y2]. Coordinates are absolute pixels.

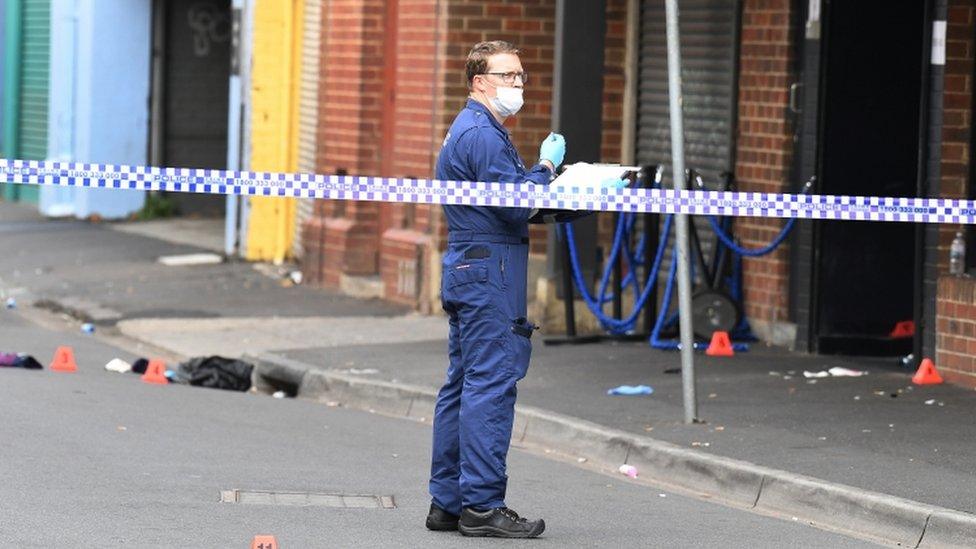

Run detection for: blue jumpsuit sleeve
[[463, 128, 552, 226]]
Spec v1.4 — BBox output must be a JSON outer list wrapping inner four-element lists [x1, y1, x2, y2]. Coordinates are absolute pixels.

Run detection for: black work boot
[[458, 507, 545, 538], [425, 503, 460, 531]]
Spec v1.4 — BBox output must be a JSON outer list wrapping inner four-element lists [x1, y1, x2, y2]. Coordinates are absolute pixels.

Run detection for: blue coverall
[[429, 99, 552, 513]]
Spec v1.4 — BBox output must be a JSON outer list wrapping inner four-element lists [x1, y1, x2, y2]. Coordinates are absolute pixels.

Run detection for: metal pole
[[237, 0, 256, 258], [225, 0, 244, 257], [912, 0, 936, 368], [561, 229, 578, 338], [613, 211, 623, 320], [664, 0, 698, 424]]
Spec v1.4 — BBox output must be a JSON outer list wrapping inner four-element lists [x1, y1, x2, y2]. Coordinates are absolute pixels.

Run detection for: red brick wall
[[933, 1, 976, 387], [435, 0, 557, 254], [936, 275, 976, 388], [939, 2, 974, 260], [378, 0, 439, 304], [430, 0, 626, 260], [307, 0, 388, 284], [317, 0, 385, 176], [302, 0, 802, 328], [733, 0, 796, 325], [304, 0, 579, 306], [379, 0, 562, 302], [601, 0, 627, 164], [433, 0, 628, 252], [391, 0, 439, 232]]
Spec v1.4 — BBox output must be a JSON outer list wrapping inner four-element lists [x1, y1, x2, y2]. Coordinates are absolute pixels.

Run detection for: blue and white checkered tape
[[2, 158, 974, 224]]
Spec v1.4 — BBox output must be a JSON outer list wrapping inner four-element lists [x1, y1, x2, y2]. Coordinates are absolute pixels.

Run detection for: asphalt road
[[0, 310, 879, 548]]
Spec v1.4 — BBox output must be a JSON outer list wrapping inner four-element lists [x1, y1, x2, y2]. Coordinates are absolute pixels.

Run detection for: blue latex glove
[[607, 385, 654, 396], [539, 132, 566, 170], [600, 177, 630, 190]]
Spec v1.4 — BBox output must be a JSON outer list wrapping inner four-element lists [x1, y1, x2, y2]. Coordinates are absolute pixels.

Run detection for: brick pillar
[[939, 2, 974, 257], [307, 0, 607, 314], [936, 275, 976, 387], [379, 0, 442, 308], [933, 1, 976, 386], [303, 0, 386, 287], [733, 0, 796, 340]]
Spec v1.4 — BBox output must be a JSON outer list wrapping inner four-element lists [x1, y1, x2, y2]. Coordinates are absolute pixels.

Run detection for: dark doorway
[[150, 0, 231, 217], [807, 0, 924, 355]]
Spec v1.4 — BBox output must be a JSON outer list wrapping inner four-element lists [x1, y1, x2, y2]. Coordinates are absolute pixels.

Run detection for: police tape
[[2, 158, 974, 224]]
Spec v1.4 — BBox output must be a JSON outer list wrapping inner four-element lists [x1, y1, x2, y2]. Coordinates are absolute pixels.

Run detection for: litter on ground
[[0, 352, 42, 369], [607, 385, 653, 396], [828, 366, 867, 377], [618, 464, 638, 478], [104, 358, 132, 373]]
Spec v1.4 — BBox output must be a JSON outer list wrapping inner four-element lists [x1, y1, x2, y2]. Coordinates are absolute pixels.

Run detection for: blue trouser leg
[[429, 314, 463, 514], [429, 240, 532, 511], [457, 331, 525, 509]]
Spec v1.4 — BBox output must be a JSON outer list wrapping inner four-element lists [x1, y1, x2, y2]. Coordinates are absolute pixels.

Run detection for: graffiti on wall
[[188, 2, 230, 57]]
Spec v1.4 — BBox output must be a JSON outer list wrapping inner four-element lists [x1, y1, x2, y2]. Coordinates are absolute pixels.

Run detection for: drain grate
[[220, 489, 396, 509]]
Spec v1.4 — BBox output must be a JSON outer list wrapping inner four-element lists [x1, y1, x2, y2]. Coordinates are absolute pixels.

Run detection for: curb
[[33, 296, 123, 326], [250, 352, 976, 548]]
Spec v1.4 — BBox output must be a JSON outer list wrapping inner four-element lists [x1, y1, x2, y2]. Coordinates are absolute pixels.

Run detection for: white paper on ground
[[827, 366, 867, 377], [158, 253, 224, 266], [104, 358, 132, 373]]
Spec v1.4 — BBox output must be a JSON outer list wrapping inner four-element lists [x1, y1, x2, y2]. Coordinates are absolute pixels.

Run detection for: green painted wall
[[16, 0, 49, 202], [1, 0, 22, 202], [2, 0, 48, 204]]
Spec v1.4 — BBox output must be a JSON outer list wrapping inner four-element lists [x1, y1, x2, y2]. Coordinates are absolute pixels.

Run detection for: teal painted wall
[[2, 0, 47, 204], [15, 0, 48, 203]]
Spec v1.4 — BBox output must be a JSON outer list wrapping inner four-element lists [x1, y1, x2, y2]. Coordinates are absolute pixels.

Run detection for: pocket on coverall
[[507, 317, 535, 380]]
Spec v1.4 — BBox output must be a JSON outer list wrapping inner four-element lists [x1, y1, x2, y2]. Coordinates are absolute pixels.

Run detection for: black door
[[151, 0, 231, 217], [806, 0, 925, 355]]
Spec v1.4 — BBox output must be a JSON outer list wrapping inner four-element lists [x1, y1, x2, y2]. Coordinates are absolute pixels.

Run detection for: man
[[426, 41, 565, 539]]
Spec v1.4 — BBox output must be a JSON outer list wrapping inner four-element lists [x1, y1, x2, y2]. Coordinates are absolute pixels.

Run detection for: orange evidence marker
[[251, 535, 278, 549], [49, 346, 78, 372], [705, 331, 735, 357], [912, 358, 944, 385], [140, 359, 168, 385]]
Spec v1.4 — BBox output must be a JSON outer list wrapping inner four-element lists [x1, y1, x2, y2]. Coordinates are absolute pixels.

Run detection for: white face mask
[[490, 86, 524, 117]]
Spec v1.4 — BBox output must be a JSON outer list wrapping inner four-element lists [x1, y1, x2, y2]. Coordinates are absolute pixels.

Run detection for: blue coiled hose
[[562, 215, 793, 342], [706, 216, 796, 257], [563, 214, 673, 334]]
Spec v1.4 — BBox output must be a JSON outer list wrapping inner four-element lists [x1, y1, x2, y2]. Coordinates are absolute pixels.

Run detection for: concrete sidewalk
[[271, 340, 976, 514], [3, 201, 975, 545]]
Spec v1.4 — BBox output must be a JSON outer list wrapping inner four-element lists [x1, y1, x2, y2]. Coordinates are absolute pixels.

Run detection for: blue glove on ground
[[600, 177, 630, 190], [607, 384, 654, 396], [539, 132, 566, 170]]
